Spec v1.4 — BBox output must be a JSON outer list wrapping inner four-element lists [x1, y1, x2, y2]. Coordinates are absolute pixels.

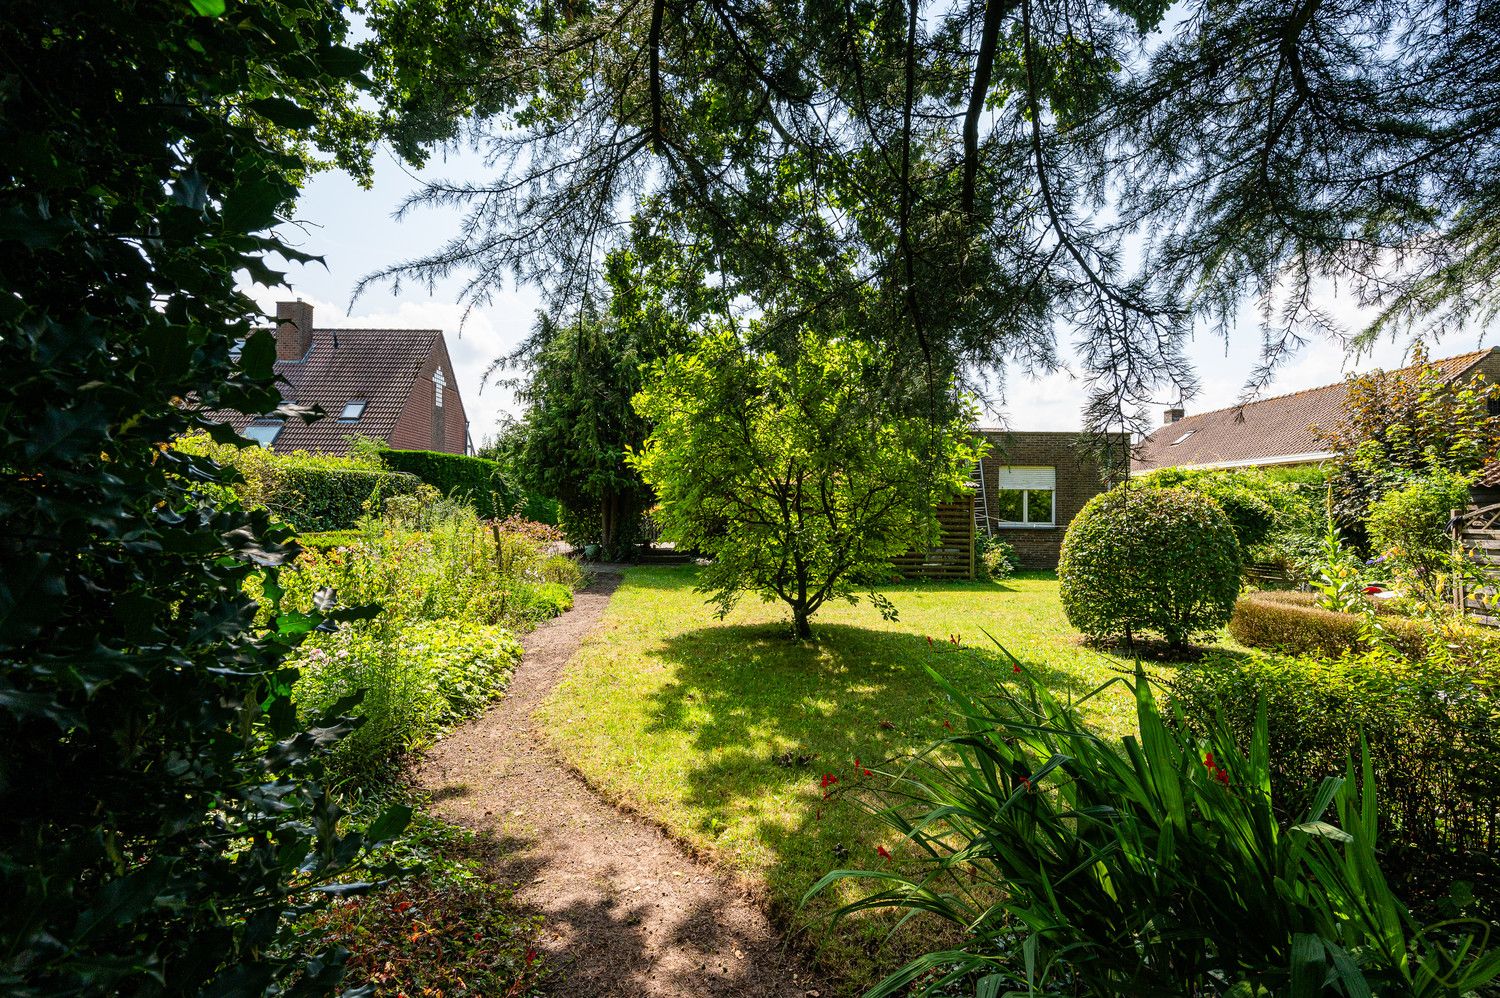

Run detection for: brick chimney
[[1163, 407, 1185, 425], [275, 301, 314, 361]]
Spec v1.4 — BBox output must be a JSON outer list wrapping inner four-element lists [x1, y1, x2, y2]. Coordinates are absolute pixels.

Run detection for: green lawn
[[537, 566, 1246, 992]]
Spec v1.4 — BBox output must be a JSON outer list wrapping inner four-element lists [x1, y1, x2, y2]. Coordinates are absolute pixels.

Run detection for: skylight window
[[244, 423, 283, 448], [1170, 429, 1196, 446], [339, 399, 367, 421]]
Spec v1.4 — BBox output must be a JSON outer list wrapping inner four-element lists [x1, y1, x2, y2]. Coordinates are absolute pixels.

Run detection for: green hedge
[[257, 463, 425, 532], [1227, 590, 1432, 658], [382, 449, 559, 523], [1059, 486, 1241, 646], [1168, 650, 1500, 912], [382, 450, 510, 519]]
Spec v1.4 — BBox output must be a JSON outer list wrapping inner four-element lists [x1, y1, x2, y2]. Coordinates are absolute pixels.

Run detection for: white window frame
[[339, 399, 367, 421], [994, 466, 1056, 528], [433, 366, 446, 408]]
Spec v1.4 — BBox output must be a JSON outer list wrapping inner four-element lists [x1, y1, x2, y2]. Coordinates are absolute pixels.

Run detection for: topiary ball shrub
[[1059, 486, 1240, 646]]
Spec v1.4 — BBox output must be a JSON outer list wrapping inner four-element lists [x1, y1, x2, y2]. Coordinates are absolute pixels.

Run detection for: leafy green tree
[[0, 0, 405, 992], [507, 250, 702, 556], [1314, 347, 1500, 541], [631, 331, 980, 638]]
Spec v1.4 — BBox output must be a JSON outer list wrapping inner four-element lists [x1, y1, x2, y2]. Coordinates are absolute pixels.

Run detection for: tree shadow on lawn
[[643, 621, 1177, 986]]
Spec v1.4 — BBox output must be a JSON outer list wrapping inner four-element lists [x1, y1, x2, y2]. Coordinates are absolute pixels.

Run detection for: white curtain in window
[[996, 466, 1056, 490]]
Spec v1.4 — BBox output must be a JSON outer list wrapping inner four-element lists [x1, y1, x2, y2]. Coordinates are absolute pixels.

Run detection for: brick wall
[[388, 335, 469, 454], [974, 430, 1127, 569]]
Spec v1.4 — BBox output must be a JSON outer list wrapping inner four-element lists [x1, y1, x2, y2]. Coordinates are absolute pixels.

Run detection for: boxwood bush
[[1059, 486, 1241, 646], [1168, 648, 1500, 913]]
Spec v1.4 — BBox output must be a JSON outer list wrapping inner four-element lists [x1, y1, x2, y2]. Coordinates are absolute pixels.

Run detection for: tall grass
[[807, 642, 1500, 997]]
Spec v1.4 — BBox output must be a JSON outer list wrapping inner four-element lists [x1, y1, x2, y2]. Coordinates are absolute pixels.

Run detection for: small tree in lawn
[[630, 330, 979, 638]]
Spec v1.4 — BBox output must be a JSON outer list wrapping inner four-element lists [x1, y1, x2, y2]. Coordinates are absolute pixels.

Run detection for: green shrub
[[381, 449, 519, 519], [265, 462, 426, 531], [175, 432, 428, 531], [809, 653, 1500, 996], [1366, 468, 1473, 577], [1135, 466, 1277, 552], [976, 534, 1016, 581], [1168, 648, 1500, 913], [1230, 590, 1423, 658], [1059, 486, 1241, 645], [292, 619, 524, 776], [515, 581, 574, 622]]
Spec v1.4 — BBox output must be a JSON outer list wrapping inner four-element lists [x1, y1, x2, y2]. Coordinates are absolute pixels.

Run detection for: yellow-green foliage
[[174, 431, 427, 530], [1229, 590, 1419, 657]]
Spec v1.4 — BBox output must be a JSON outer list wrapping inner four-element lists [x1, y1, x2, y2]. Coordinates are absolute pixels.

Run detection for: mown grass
[[537, 566, 1249, 993]]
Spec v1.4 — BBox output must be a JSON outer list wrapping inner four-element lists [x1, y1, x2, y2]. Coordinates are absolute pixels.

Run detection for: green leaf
[[248, 97, 319, 130], [1290, 820, 1354, 844], [364, 804, 413, 848], [188, 0, 225, 16]]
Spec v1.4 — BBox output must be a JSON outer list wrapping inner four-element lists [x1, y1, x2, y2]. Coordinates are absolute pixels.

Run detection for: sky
[[252, 145, 1498, 447]]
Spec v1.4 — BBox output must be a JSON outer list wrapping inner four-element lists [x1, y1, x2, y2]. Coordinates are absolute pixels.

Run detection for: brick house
[[974, 430, 1128, 569], [1132, 348, 1500, 475], [214, 301, 471, 456]]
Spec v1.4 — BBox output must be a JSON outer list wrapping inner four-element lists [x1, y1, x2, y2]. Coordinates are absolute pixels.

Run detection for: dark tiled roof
[[208, 328, 439, 454], [1133, 349, 1497, 472]]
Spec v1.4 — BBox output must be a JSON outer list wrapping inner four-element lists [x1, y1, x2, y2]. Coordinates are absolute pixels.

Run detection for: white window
[[244, 423, 283, 448], [433, 366, 446, 407], [994, 466, 1055, 526], [339, 399, 367, 421], [1171, 429, 1196, 445]]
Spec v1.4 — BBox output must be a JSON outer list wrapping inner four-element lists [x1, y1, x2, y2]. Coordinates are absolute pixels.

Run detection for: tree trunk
[[792, 604, 813, 639]]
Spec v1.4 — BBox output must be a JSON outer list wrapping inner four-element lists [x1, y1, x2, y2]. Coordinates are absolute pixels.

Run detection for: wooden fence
[[1454, 502, 1500, 627], [892, 499, 975, 581]]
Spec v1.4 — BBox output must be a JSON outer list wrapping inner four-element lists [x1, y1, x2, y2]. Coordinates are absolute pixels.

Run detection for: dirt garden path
[[415, 570, 826, 998]]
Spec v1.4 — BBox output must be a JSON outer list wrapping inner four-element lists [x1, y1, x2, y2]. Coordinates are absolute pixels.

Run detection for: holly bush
[[1059, 486, 1241, 646], [0, 0, 408, 992]]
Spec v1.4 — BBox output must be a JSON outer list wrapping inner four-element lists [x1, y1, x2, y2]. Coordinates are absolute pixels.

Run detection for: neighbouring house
[[213, 301, 471, 456], [1131, 348, 1500, 475], [973, 430, 1129, 569]]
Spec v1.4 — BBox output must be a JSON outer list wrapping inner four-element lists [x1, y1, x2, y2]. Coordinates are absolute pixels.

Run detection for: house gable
[[388, 333, 469, 455]]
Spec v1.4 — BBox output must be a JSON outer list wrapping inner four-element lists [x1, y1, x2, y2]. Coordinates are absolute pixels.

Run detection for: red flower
[[877, 845, 892, 860], [525, 948, 537, 965], [942, 719, 953, 731], [1012, 663, 1022, 674], [1019, 776, 1032, 792], [854, 757, 872, 777], [927, 636, 933, 646], [1363, 585, 1384, 594], [393, 900, 412, 914], [1203, 752, 1215, 770], [1214, 767, 1230, 787], [820, 773, 840, 797]]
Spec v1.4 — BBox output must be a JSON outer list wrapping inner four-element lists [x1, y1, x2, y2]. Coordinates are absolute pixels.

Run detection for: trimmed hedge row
[[247, 461, 425, 532], [1228, 590, 1431, 659], [1168, 650, 1500, 912], [381, 450, 514, 519], [380, 449, 559, 524]]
